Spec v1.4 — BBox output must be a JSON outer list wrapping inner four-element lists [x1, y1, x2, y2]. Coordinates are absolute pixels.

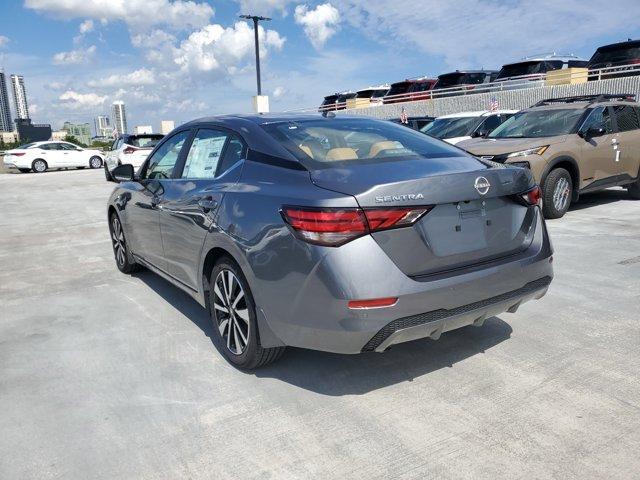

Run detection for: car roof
[[438, 109, 518, 119], [502, 53, 587, 66], [184, 113, 379, 127], [528, 99, 639, 111], [593, 39, 640, 51], [438, 70, 498, 77]]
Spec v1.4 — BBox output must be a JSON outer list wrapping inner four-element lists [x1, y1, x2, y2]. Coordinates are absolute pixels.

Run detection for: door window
[[581, 107, 613, 134], [612, 105, 640, 132], [143, 130, 189, 180], [181, 130, 245, 179], [477, 115, 502, 133]]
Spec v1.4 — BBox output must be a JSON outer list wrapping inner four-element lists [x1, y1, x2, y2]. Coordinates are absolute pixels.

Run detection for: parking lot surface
[[1, 169, 639, 479]]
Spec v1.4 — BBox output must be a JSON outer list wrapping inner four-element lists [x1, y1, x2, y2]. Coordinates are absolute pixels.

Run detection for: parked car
[[104, 133, 164, 181], [421, 110, 517, 144], [492, 54, 588, 89], [587, 39, 640, 79], [458, 94, 640, 219], [335, 91, 357, 110], [319, 93, 339, 112], [107, 114, 553, 368], [432, 70, 498, 97], [390, 116, 435, 130], [2, 140, 104, 173], [383, 77, 438, 104], [354, 85, 390, 106]]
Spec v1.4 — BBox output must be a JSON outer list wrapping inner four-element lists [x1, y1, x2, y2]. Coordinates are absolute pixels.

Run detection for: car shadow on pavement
[[569, 187, 630, 212], [135, 270, 513, 396]]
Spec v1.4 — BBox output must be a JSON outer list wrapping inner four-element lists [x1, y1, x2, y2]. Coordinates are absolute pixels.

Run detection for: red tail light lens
[[123, 146, 138, 154], [281, 206, 431, 246], [11, 152, 25, 156], [348, 297, 398, 309], [522, 186, 541, 206]]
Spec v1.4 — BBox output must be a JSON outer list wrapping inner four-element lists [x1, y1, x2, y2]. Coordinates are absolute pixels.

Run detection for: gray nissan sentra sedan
[[107, 114, 553, 369]]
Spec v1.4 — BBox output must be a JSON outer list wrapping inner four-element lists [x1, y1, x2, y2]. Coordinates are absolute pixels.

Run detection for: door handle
[[611, 138, 618, 145], [198, 197, 218, 213]]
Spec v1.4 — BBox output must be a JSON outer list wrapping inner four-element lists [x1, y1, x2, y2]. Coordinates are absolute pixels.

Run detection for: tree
[[63, 135, 87, 148]]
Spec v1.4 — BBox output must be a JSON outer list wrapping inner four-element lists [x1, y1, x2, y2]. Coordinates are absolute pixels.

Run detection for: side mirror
[[472, 129, 489, 138], [581, 125, 606, 138], [112, 163, 135, 183]]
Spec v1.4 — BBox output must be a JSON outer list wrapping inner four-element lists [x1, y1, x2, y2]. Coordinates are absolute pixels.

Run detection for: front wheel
[[628, 177, 640, 199], [89, 156, 102, 169], [542, 168, 572, 219], [109, 213, 141, 274], [209, 257, 285, 369]]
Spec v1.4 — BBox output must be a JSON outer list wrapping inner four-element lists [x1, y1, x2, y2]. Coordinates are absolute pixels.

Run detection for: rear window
[[387, 83, 410, 96], [613, 105, 640, 132], [497, 61, 546, 79], [371, 89, 388, 98], [589, 45, 640, 64], [261, 118, 466, 168], [421, 117, 481, 139], [127, 135, 163, 148], [434, 74, 464, 89], [322, 96, 338, 105]]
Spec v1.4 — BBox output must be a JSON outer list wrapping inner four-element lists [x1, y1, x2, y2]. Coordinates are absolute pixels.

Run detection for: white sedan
[[3, 141, 105, 173]]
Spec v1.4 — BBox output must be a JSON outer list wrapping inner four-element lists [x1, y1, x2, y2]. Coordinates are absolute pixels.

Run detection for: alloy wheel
[[213, 270, 250, 355], [34, 160, 46, 172], [553, 177, 570, 212], [90, 157, 102, 168], [111, 216, 126, 267]]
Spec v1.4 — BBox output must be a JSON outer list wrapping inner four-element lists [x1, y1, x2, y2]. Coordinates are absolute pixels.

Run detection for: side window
[[478, 115, 502, 133], [218, 135, 246, 175], [581, 107, 613, 134], [144, 130, 189, 180], [181, 129, 228, 179], [39, 143, 53, 150], [111, 139, 119, 151], [613, 105, 640, 132]]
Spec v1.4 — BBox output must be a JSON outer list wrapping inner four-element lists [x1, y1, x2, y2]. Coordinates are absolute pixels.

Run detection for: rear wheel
[[628, 177, 640, 199], [209, 257, 285, 369], [109, 213, 141, 274], [543, 168, 572, 219], [89, 156, 102, 169], [32, 159, 47, 173]]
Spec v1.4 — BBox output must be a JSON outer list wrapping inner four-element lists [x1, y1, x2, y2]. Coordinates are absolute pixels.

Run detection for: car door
[[579, 106, 618, 186], [61, 143, 84, 167], [126, 130, 191, 271], [610, 104, 640, 180], [158, 128, 246, 290], [46, 143, 69, 167]]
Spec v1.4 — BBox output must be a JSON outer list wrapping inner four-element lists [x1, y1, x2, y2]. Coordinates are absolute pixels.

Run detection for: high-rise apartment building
[[0, 70, 12, 132], [10, 74, 29, 121], [94, 115, 111, 138], [160, 120, 175, 135], [62, 121, 92, 146], [111, 101, 127, 136]]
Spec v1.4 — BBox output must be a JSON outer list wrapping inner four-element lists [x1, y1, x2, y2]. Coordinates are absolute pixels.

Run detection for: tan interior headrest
[[298, 144, 313, 158], [325, 148, 358, 161], [368, 141, 398, 158]]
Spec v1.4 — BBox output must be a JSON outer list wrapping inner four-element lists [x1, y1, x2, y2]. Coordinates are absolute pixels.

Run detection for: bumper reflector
[[348, 297, 398, 309]]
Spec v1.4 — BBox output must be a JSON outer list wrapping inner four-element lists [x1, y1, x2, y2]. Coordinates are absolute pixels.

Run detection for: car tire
[[89, 156, 103, 169], [32, 159, 47, 173], [627, 178, 640, 199], [109, 213, 141, 274], [104, 164, 114, 182], [542, 168, 572, 219], [18, 168, 31, 173], [209, 257, 285, 369]]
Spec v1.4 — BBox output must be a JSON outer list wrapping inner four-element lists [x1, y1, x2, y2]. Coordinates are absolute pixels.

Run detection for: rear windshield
[[20, 142, 38, 149], [589, 45, 640, 64], [497, 61, 546, 79], [421, 117, 481, 139], [371, 89, 388, 98], [127, 135, 163, 148], [261, 118, 467, 168], [488, 109, 585, 138], [435, 74, 464, 88], [337, 93, 356, 103], [387, 82, 410, 96], [322, 96, 338, 105]]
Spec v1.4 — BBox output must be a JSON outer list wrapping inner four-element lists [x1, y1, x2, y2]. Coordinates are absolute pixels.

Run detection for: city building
[[51, 130, 67, 141], [0, 70, 12, 132], [10, 74, 29, 121], [111, 101, 127, 136], [94, 115, 111, 138], [1, 131, 19, 145], [160, 120, 175, 135], [134, 125, 153, 134], [62, 121, 92, 145], [15, 118, 51, 142]]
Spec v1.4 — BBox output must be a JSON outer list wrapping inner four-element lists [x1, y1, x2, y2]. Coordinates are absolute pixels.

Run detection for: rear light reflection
[[348, 297, 398, 309], [281, 206, 432, 247], [123, 146, 139, 154]]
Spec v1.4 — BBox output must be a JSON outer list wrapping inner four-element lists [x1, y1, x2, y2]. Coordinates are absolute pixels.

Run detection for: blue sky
[[1, 0, 639, 134]]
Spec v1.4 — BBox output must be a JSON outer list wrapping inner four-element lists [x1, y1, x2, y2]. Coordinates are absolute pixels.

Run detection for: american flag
[[489, 97, 499, 112], [400, 107, 408, 124]]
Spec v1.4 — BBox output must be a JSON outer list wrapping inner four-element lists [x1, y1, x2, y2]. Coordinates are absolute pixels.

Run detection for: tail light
[[281, 206, 432, 247], [348, 297, 398, 309], [11, 152, 25, 156], [522, 186, 541, 206], [123, 146, 138, 154]]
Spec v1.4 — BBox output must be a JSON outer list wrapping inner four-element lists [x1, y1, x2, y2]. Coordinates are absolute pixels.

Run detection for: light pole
[[239, 14, 271, 96]]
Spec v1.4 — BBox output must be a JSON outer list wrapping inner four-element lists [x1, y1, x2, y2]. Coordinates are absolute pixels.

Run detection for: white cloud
[[25, 0, 214, 31], [88, 68, 156, 88], [52, 45, 96, 65], [79, 19, 94, 34], [272, 86, 286, 99], [294, 3, 340, 49], [58, 90, 107, 109], [0, 35, 8, 48], [237, 0, 295, 17], [173, 21, 285, 74], [339, 0, 639, 69]]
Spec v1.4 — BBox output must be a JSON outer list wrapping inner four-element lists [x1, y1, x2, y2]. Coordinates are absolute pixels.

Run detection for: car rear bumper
[[259, 208, 553, 354]]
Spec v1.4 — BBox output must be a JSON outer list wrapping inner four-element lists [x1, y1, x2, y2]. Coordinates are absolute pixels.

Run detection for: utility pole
[[239, 14, 271, 96]]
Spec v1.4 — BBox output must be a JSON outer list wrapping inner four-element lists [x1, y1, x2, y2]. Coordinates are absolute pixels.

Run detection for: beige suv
[[458, 94, 640, 218]]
